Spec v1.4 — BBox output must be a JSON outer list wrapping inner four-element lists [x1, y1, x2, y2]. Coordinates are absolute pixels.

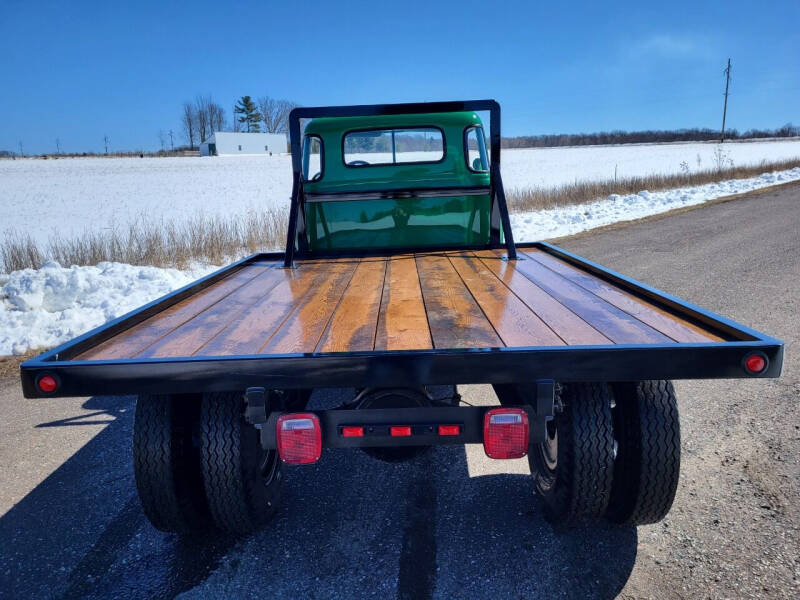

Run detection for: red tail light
[[390, 425, 412, 437], [483, 408, 529, 459], [276, 413, 322, 465], [341, 426, 364, 437]]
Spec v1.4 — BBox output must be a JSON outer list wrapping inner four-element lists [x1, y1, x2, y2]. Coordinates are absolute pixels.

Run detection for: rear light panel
[[483, 408, 529, 459], [276, 413, 322, 465]]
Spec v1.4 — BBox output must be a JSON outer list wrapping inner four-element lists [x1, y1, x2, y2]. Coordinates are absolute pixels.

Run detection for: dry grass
[[0, 349, 41, 377], [2, 207, 288, 273], [2, 157, 799, 273], [506, 157, 800, 212]]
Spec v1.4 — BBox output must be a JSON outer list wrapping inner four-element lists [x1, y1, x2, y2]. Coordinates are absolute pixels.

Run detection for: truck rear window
[[343, 127, 444, 167]]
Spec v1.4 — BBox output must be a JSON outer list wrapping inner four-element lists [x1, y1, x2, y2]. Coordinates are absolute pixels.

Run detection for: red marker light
[[341, 426, 364, 438], [37, 375, 58, 393], [390, 426, 412, 437], [744, 354, 767, 374], [438, 424, 460, 436]]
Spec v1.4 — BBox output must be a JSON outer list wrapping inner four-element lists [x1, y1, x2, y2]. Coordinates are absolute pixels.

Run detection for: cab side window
[[302, 135, 323, 181], [465, 127, 489, 172]]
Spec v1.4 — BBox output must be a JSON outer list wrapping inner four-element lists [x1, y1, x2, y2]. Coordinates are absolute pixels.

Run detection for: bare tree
[[182, 102, 197, 149], [207, 102, 226, 133], [158, 130, 166, 151], [194, 95, 211, 143], [258, 96, 298, 133], [103, 134, 110, 154]]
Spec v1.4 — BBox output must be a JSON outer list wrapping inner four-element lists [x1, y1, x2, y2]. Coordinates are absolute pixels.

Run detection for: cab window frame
[[342, 126, 447, 168]]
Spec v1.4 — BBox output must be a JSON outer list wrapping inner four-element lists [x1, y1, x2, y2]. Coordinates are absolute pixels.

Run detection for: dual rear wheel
[[529, 380, 681, 526], [133, 391, 298, 535]]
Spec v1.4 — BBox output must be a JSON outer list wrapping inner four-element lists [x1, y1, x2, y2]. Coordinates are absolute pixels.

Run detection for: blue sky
[[1, 0, 798, 154]]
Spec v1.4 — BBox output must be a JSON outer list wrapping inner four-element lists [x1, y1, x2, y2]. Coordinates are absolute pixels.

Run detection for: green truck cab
[[298, 111, 495, 251]]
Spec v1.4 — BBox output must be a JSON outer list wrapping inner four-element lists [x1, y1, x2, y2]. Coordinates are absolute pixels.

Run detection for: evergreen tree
[[234, 96, 262, 132]]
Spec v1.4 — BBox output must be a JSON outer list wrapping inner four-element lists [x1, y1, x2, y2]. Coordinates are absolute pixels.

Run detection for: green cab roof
[[303, 111, 484, 135]]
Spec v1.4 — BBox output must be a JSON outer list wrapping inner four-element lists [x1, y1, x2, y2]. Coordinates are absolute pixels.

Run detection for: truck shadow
[[0, 391, 637, 599]]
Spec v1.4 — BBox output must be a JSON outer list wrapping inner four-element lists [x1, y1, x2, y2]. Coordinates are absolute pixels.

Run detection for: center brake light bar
[[272, 405, 539, 465]]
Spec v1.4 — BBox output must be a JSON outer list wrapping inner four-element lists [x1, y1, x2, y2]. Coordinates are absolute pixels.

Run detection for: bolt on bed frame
[[282, 100, 517, 268]]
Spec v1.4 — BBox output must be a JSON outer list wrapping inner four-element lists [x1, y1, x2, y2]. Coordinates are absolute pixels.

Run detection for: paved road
[[1, 182, 798, 599]]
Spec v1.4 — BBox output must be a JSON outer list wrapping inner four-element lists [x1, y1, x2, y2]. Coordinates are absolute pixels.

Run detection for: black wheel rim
[[259, 448, 278, 485], [541, 419, 558, 472]]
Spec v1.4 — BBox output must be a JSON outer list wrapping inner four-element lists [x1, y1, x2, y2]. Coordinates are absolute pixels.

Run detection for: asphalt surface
[[1, 182, 798, 599]]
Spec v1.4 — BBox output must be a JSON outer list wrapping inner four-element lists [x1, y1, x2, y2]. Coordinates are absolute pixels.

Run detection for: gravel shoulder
[[0, 182, 798, 599]]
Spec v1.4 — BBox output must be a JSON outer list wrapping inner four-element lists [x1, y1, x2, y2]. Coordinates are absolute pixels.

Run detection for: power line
[[721, 58, 732, 142]]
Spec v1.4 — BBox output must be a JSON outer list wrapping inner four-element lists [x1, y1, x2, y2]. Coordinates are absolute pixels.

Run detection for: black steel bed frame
[[19, 239, 783, 398], [18, 100, 784, 399]]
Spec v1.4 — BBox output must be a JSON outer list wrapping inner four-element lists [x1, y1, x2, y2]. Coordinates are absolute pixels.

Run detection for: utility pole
[[720, 58, 731, 143], [18, 141, 24, 157], [103, 134, 110, 155], [169, 129, 174, 151], [56, 138, 61, 155]]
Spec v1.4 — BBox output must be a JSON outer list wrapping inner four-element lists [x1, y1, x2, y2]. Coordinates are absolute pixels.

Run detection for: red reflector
[[390, 425, 412, 437], [744, 354, 766, 374], [276, 413, 322, 465], [483, 408, 529, 459], [438, 424, 460, 436], [341, 426, 364, 438], [37, 375, 58, 393]]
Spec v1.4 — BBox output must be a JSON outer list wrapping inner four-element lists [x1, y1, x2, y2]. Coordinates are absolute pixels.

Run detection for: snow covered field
[[2, 139, 800, 355], [2, 138, 799, 246]]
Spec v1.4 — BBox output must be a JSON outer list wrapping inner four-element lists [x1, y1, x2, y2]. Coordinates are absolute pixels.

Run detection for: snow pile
[[0, 261, 216, 356], [511, 167, 800, 241]]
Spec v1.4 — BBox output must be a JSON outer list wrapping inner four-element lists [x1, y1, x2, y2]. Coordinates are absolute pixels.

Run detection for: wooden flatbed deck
[[78, 249, 723, 361]]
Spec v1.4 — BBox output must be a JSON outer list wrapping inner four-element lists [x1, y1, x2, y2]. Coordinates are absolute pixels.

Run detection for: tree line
[[502, 124, 800, 148], [180, 95, 299, 149]]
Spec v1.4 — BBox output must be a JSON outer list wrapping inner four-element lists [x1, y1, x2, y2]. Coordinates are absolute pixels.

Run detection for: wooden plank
[[500, 251, 672, 344], [259, 260, 360, 354], [523, 249, 723, 342], [415, 254, 503, 348], [78, 264, 270, 360], [448, 253, 565, 347], [476, 251, 612, 346], [135, 266, 288, 358], [316, 259, 387, 352], [374, 256, 433, 351], [196, 264, 324, 356]]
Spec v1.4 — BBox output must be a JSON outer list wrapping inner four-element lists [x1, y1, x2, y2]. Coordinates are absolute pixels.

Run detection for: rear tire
[[529, 382, 615, 524], [606, 380, 681, 525], [200, 391, 282, 535], [133, 394, 209, 533]]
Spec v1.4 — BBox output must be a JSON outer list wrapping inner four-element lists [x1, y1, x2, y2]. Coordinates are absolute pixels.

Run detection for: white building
[[199, 132, 287, 156]]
